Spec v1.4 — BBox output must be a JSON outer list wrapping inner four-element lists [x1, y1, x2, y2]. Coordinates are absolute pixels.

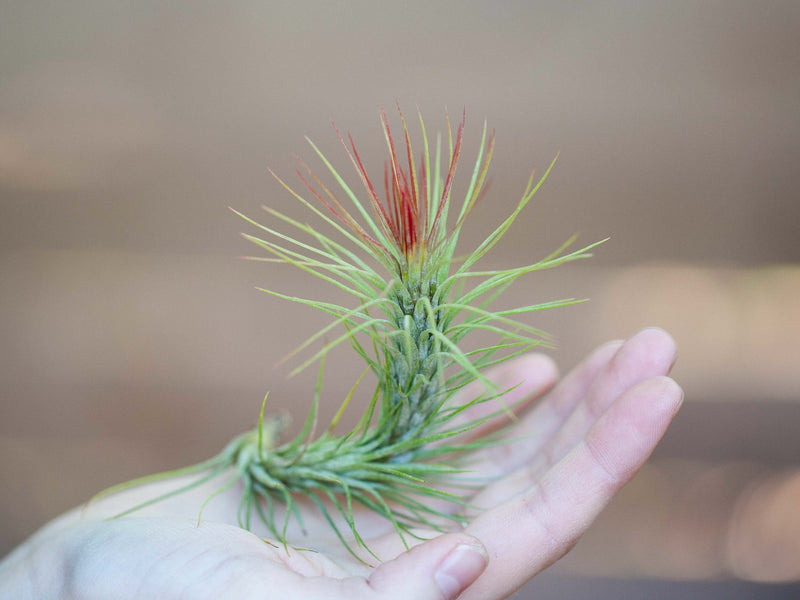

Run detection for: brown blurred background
[[2, 1, 799, 597]]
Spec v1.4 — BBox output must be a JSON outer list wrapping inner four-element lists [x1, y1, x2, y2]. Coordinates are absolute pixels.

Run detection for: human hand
[[0, 328, 681, 600]]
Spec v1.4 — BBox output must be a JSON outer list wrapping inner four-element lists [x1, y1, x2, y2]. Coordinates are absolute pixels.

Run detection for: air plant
[[93, 106, 603, 560]]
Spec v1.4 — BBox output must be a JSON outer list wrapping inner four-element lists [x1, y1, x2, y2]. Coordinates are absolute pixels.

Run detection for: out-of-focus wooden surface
[[2, 1, 799, 596]]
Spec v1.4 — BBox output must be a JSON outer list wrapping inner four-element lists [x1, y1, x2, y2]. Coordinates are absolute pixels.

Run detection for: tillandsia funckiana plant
[[94, 106, 604, 560]]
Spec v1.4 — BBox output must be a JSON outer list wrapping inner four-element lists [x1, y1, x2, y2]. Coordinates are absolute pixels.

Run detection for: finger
[[468, 328, 675, 490], [454, 338, 622, 482], [459, 375, 683, 600], [366, 532, 488, 600], [523, 327, 676, 481], [442, 353, 559, 445]]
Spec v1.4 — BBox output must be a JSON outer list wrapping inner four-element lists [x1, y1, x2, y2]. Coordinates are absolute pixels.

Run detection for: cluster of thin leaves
[[93, 109, 604, 562]]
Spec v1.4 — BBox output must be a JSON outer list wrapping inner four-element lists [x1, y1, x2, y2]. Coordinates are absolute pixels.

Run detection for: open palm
[[0, 328, 682, 600]]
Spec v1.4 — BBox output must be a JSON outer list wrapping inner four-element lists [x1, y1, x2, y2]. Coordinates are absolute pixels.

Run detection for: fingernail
[[676, 387, 685, 412], [434, 542, 488, 600]]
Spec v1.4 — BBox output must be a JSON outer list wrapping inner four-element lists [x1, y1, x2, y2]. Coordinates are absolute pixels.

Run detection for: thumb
[[367, 533, 489, 600]]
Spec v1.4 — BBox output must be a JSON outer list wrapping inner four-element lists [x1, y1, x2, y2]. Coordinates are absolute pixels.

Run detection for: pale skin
[[0, 327, 682, 600]]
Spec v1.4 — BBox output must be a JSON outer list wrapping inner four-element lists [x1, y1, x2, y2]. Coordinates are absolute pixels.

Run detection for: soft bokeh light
[[728, 471, 800, 582]]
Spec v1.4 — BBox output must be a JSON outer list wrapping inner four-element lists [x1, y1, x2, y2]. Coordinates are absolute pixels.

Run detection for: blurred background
[[2, 1, 799, 597]]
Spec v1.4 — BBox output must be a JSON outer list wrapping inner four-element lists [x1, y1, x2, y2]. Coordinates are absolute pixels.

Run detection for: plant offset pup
[[97, 107, 602, 557]]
